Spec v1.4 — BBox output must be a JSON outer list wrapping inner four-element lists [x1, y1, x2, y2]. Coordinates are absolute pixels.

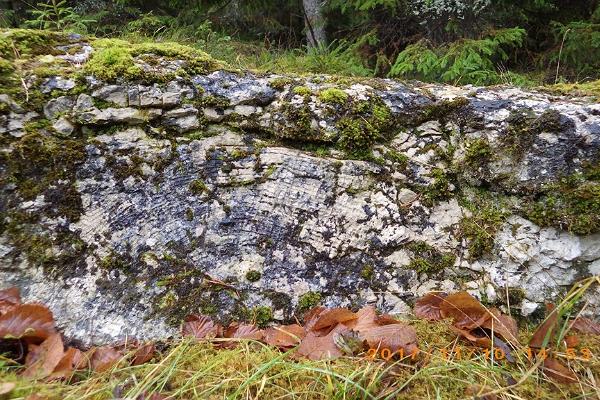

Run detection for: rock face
[[1, 31, 599, 345]]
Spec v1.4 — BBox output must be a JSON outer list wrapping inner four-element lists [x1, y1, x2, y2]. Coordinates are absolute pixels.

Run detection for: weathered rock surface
[[1, 32, 599, 345]]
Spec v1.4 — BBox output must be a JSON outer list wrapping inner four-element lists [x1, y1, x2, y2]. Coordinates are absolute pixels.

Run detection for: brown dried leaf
[[48, 347, 83, 380], [296, 324, 349, 360], [0, 287, 21, 315], [311, 308, 357, 332], [361, 323, 418, 354], [530, 305, 559, 349], [414, 292, 447, 321], [224, 323, 264, 341], [449, 325, 493, 348], [21, 333, 64, 379], [263, 324, 305, 348], [570, 317, 600, 335], [343, 306, 378, 332], [440, 292, 490, 329], [481, 309, 519, 345], [131, 343, 155, 366], [0, 304, 56, 342], [303, 306, 327, 331], [182, 315, 222, 339], [89, 346, 122, 373], [542, 358, 578, 384], [564, 335, 579, 348]]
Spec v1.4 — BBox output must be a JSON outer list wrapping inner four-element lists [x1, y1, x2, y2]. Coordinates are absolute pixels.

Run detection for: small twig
[[555, 28, 571, 84]]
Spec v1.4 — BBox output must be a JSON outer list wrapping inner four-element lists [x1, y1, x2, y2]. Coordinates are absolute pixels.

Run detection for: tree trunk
[[302, 0, 326, 48]]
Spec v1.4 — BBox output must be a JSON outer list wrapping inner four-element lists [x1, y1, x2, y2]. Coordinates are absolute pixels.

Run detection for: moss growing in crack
[[269, 77, 294, 90], [523, 166, 600, 235], [360, 264, 375, 280], [418, 168, 454, 206], [99, 252, 130, 272], [198, 94, 230, 108], [385, 149, 409, 168], [185, 208, 194, 221], [297, 291, 322, 313], [318, 88, 348, 104], [245, 270, 262, 282], [336, 99, 392, 158], [458, 191, 510, 259], [189, 179, 207, 194], [407, 241, 456, 275], [250, 306, 273, 328], [463, 138, 493, 169], [292, 85, 312, 97], [502, 109, 565, 158]]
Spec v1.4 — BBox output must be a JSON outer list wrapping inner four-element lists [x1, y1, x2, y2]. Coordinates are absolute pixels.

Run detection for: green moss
[[250, 306, 273, 328], [416, 97, 470, 125], [336, 99, 392, 158], [546, 79, 600, 99], [463, 137, 493, 168], [292, 86, 312, 96], [0, 29, 64, 59], [318, 88, 348, 104], [524, 168, 600, 235], [502, 109, 564, 158], [185, 208, 194, 221], [189, 179, 207, 194], [458, 192, 510, 259], [297, 291, 322, 313], [84, 38, 223, 82], [360, 264, 375, 280], [230, 148, 248, 160], [198, 95, 230, 108], [0, 57, 14, 76], [269, 77, 294, 90], [407, 241, 456, 275], [385, 149, 409, 167], [245, 270, 262, 282], [418, 168, 454, 206], [99, 252, 130, 272]]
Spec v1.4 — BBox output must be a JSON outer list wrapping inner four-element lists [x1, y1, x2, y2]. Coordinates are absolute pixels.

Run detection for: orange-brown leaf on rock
[[361, 323, 418, 354], [181, 315, 223, 339], [303, 306, 327, 331], [21, 333, 64, 379], [263, 324, 305, 348], [481, 309, 519, 345], [0, 287, 21, 315], [570, 317, 600, 335], [311, 308, 357, 332], [542, 357, 578, 384], [414, 292, 447, 321], [440, 292, 490, 329], [89, 346, 122, 373], [343, 306, 378, 333], [131, 343, 156, 366], [530, 305, 559, 349], [48, 347, 83, 380], [0, 304, 56, 342], [296, 324, 350, 361]]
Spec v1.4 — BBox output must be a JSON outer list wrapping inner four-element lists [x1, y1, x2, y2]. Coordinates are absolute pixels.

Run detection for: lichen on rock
[[1, 30, 599, 345]]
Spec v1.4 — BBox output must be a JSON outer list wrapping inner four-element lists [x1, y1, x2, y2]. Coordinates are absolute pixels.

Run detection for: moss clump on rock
[[524, 167, 600, 235], [318, 88, 348, 104], [336, 99, 392, 158], [292, 86, 312, 97], [407, 241, 456, 275], [84, 38, 223, 82], [245, 270, 262, 282], [297, 291, 322, 313], [189, 179, 208, 194]]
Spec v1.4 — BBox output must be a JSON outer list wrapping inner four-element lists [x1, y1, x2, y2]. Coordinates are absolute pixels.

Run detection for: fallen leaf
[[564, 335, 579, 348], [0, 287, 21, 315], [182, 315, 222, 339], [131, 343, 155, 366], [376, 314, 402, 325], [297, 324, 349, 360], [49, 347, 83, 380], [263, 324, 305, 348], [21, 333, 64, 379], [303, 306, 327, 331], [220, 323, 265, 348], [570, 317, 600, 335], [0, 382, 16, 395], [481, 309, 519, 345], [360, 323, 418, 354], [542, 358, 578, 384], [0, 304, 56, 342], [343, 306, 379, 332], [450, 326, 493, 348], [311, 308, 357, 332], [89, 346, 122, 372], [414, 292, 447, 321], [440, 292, 490, 330], [530, 305, 559, 349]]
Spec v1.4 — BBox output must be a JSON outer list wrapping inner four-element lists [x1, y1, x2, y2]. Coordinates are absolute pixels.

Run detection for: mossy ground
[[1, 319, 598, 400]]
